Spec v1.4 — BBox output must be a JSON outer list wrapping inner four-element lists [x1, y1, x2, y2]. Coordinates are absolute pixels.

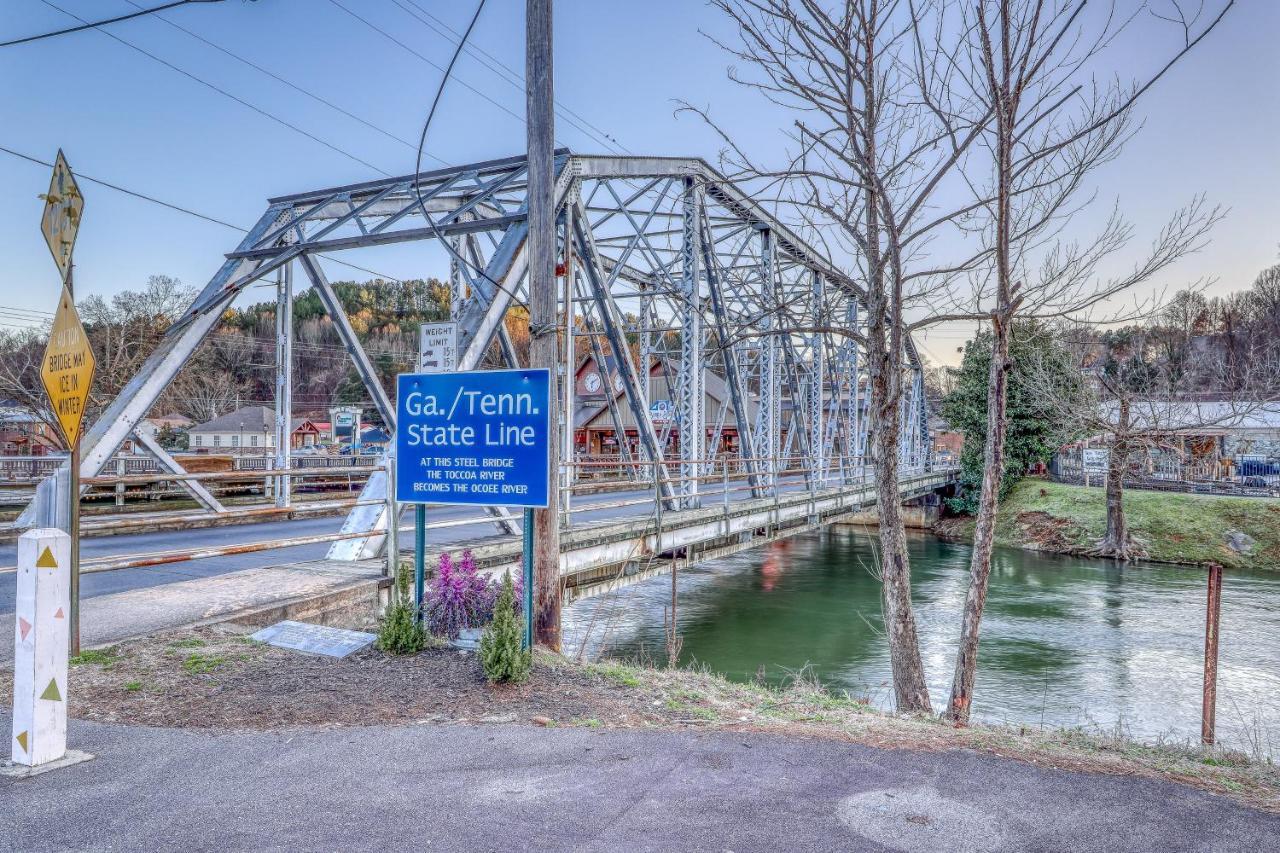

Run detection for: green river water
[[563, 528, 1280, 752]]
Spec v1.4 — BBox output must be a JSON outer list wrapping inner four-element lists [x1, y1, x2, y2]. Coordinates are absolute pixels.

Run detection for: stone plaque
[[250, 621, 375, 659]]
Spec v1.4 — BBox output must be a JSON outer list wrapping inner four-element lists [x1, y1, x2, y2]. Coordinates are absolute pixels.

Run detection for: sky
[[1, 0, 1277, 367]]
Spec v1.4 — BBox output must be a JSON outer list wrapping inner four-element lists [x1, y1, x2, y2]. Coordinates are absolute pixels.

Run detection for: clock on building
[[584, 372, 603, 393]]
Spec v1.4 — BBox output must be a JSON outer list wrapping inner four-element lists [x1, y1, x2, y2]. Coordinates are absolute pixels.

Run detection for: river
[[563, 527, 1280, 754]]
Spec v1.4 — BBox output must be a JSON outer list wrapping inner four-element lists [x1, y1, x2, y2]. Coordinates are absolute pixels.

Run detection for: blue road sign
[[395, 368, 551, 508]]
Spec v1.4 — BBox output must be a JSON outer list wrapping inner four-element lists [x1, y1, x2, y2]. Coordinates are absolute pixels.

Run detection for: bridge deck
[[394, 468, 955, 600]]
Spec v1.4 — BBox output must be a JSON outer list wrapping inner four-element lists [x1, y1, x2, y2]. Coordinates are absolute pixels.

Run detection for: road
[[3, 716, 1275, 851], [0, 475, 828, 614]]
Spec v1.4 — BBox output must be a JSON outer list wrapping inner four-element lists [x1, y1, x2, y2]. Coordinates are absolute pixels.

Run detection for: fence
[[1051, 447, 1280, 498], [0, 456, 69, 482]]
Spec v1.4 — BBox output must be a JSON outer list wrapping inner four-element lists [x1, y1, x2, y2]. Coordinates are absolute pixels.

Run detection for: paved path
[[2, 716, 1276, 852]]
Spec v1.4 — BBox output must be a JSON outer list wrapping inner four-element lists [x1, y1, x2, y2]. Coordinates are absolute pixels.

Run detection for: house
[[187, 407, 326, 454], [1055, 399, 1280, 482], [290, 419, 324, 449], [573, 356, 758, 460], [0, 400, 61, 456], [188, 406, 275, 453], [136, 413, 193, 441]]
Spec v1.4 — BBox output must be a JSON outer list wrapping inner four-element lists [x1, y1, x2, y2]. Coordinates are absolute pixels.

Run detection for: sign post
[[395, 369, 551, 648], [11, 528, 71, 766], [38, 151, 89, 655]]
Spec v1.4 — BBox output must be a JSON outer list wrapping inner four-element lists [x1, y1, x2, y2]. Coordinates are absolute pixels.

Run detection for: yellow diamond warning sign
[[40, 149, 83, 283], [40, 286, 95, 447]]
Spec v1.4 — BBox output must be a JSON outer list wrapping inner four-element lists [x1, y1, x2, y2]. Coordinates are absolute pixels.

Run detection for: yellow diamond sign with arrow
[[40, 150, 83, 283], [40, 286, 95, 447]]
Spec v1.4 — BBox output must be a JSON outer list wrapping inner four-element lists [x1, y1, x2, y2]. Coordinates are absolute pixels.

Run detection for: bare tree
[[0, 327, 62, 447], [690, 0, 996, 713], [1044, 323, 1279, 559], [940, 0, 1231, 725]]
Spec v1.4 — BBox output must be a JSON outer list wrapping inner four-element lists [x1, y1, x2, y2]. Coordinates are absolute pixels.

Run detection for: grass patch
[[948, 479, 1280, 569], [181, 653, 227, 675], [167, 638, 206, 649], [124, 681, 143, 692], [70, 647, 120, 667], [592, 662, 643, 688]]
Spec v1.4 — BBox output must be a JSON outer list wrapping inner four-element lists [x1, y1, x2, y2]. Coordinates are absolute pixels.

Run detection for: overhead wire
[[411, 0, 532, 319], [119, 0, 449, 168], [0, 0, 224, 48], [39, 0, 393, 176], [325, 0, 527, 132], [388, 0, 631, 155], [0, 143, 412, 290]]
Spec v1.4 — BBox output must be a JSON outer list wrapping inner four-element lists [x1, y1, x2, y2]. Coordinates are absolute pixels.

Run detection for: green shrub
[[479, 571, 531, 683], [377, 601, 425, 655], [376, 564, 426, 655]]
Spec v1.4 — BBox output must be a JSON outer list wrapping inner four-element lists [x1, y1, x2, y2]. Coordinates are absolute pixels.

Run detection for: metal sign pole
[[523, 507, 534, 651], [1202, 561, 1223, 745], [39, 150, 88, 656], [415, 504, 427, 620], [66, 264, 80, 655]]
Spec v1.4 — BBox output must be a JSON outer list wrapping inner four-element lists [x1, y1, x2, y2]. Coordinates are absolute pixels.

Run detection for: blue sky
[[1, 0, 1276, 365]]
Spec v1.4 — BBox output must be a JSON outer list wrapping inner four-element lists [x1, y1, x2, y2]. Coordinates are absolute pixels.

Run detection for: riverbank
[[935, 478, 1280, 569], [6, 622, 1277, 814]]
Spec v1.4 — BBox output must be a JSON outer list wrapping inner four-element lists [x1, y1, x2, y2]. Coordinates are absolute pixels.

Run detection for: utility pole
[[527, 0, 561, 649]]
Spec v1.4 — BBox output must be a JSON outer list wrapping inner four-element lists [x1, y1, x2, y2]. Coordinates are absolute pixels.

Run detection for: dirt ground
[[0, 625, 679, 730], [3, 622, 1278, 814]]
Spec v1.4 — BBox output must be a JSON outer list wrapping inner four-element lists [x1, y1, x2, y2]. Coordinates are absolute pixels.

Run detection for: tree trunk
[[1094, 398, 1141, 560], [866, 320, 932, 714], [1096, 438, 1138, 559], [945, 315, 1011, 724]]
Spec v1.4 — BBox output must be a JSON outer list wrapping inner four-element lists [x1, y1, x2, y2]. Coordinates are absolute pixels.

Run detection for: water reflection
[[563, 527, 1280, 751]]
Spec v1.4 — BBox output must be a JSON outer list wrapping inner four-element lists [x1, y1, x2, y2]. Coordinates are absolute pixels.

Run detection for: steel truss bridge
[[21, 151, 936, 561]]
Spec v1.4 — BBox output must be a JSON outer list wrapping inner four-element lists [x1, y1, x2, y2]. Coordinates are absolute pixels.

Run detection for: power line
[[121, 0, 449, 169], [326, 0, 528, 131], [388, 0, 630, 156], [40, 0, 392, 176], [0, 143, 244, 230], [1, 0, 225, 48], [0, 142, 414, 288]]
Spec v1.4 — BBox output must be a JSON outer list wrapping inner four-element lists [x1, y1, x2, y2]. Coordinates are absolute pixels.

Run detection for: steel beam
[[809, 271, 826, 486], [274, 263, 293, 508], [753, 229, 781, 492], [676, 177, 704, 508], [572, 201, 676, 508], [131, 428, 226, 514], [18, 206, 288, 529], [700, 210, 762, 497], [298, 254, 393, 428]]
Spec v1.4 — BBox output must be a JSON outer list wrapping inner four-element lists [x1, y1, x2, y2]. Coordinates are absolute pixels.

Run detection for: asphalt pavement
[[2, 716, 1276, 851]]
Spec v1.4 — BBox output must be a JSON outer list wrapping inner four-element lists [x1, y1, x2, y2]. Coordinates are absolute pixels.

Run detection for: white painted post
[[12, 528, 71, 766]]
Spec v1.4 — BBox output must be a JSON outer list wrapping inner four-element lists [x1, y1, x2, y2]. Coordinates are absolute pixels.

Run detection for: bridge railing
[[2, 453, 947, 577], [558, 453, 940, 528]]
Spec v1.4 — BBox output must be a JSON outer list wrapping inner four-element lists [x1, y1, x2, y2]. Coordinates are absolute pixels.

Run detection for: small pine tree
[[479, 571, 531, 683], [376, 568, 425, 655]]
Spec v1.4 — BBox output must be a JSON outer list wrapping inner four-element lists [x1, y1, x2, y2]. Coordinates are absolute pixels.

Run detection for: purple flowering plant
[[422, 549, 522, 639]]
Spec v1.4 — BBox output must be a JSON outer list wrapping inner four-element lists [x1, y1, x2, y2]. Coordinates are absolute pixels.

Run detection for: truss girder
[[19, 150, 939, 553]]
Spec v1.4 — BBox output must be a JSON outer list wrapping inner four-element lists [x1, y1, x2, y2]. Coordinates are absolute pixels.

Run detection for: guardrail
[[1, 452, 949, 575]]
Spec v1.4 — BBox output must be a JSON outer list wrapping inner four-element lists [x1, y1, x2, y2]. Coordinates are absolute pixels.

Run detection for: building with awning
[[572, 355, 758, 460]]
